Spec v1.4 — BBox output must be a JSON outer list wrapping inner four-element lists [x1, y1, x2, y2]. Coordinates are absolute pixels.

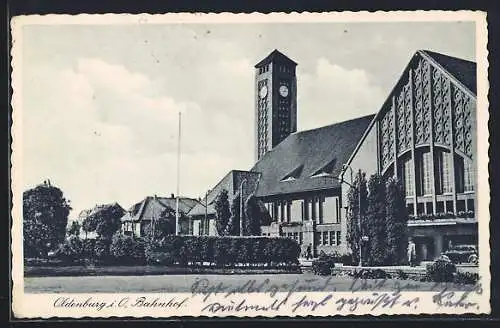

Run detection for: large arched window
[[435, 149, 453, 195], [416, 150, 433, 196], [401, 155, 414, 197], [455, 155, 475, 193]]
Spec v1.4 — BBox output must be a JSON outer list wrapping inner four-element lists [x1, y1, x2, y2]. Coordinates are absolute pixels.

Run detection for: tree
[[365, 173, 387, 266], [84, 203, 125, 241], [23, 181, 72, 257], [346, 171, 368, 265], [214, 189, 231, 236], [244, 194, 265, 236], [143, 207, 176, 241], [81, 210, 97, 240], [385, 177, 409, 265], [225, 195, 241, 236], [67, 221, 81, 238]]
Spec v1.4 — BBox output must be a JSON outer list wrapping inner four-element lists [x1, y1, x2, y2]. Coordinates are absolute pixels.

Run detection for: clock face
[[259, 85, 268, 98], [279, 85, 289, 97]]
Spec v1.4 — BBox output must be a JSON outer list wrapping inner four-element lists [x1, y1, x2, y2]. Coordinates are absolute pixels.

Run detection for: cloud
[[297, 58, 385, 130], [22, 58, 254, 219]]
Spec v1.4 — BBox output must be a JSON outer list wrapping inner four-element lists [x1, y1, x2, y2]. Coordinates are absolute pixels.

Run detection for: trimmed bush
[[426, 259, 456, 282], [110, 234, 145, 264], [395, 269, 409, 280], [312, 253, 336, 275], [58, 236, 84, 263], [144, 235, 300, 268], [351, 268, 390, 279], [453, 271, 479, 285]]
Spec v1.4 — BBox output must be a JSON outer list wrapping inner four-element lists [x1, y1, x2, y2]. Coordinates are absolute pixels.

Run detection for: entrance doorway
[[413, 236, 435, 261]]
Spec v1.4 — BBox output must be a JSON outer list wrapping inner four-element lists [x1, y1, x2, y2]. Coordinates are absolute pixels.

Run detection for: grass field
[[24, 272, 473, 294]]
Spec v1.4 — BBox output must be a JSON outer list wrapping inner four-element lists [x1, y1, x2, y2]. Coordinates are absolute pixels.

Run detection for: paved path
[[25, 272, 472, 294]]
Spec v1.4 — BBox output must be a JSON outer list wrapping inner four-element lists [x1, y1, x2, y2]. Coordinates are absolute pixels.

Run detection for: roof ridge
[[420, 49, 476, 64], [136, 197, 149, 220], [294, 114, 377, 135]]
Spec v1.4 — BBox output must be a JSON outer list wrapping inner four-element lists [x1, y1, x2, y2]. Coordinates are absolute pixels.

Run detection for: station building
[[188, 49, 477, 261]]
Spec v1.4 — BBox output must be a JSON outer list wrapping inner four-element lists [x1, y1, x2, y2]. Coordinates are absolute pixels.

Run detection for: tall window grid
[[404, 157, 414, 196], [464, 159, 475, 192], [421, 151, 433, 195]]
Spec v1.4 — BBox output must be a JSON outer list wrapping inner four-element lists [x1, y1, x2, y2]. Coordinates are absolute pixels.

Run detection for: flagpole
[[176, 112, 181, 236]]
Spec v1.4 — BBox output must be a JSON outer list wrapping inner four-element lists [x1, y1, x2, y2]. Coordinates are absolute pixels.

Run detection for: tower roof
[[254, 49, 298, 68]]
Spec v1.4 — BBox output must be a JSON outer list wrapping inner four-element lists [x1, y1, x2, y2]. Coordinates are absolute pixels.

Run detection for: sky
[[19, 20, 476, 220]]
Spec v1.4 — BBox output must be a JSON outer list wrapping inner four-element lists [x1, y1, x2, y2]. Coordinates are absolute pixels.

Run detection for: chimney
[[171, 193, 175, 199]]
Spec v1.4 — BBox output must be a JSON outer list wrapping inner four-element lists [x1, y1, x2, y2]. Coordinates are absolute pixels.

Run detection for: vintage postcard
[[10, 11, 490, 318]]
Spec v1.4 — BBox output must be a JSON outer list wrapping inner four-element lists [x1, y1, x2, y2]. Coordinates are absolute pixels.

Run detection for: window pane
[[417, 203, 425, 215], [464, 159, 475, 192], [322, 197, 337, 224], [290, 200, 301, 222], [329, 231, 335, 245], [467, 199, 475, 212], [404, 157, 414, 196], [436, 201, 444, 213], [442, 152, 453, 193], [426, 202, 433, 214], [336, 231, 341, 245], [323, 231, 328, 245], [422, 152, 433, 195]]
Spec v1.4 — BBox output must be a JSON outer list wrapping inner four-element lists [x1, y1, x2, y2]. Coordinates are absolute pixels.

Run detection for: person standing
[[306, 244, 312, 260], [407, 238, 416, 267]]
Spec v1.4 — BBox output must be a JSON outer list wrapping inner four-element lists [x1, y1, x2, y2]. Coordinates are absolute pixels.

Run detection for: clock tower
[[254, 50, 298, 161]]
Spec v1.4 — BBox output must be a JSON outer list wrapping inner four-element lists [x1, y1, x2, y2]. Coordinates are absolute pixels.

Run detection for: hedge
[[145, 235, 301, 267]]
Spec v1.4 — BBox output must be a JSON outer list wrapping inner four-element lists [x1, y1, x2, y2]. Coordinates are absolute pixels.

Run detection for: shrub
[[110, 234, 145, 264], [426, 259, 456, 282], [58, 236, 84, 263], [395, 269, 409, 280], [312, 253, 336, 275], [350, 268, 390, 279], [82, 239, 96, 260], [453, 271, 479, 285]]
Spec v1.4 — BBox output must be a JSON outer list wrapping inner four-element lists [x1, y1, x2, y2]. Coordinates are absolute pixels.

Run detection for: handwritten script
[[50, 276, 483, 315]]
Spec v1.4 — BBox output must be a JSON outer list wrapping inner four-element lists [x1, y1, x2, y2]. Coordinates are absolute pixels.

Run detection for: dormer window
[[310, 158, 337, 178], [280, 164, 304, 182], [311, 171, 333, 178]]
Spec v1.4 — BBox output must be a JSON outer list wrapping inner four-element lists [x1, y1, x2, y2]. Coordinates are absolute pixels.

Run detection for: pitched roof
[[188, 170, 261, 217], [121, 196, 200, 223], [78, 202, 124, 220], [419, 50, 476, 94], [250, 114, 375, 197], [255, 49, 298, 68]]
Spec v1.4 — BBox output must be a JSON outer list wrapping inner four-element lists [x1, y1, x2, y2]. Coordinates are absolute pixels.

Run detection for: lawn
[[24, 272, 472, 294]]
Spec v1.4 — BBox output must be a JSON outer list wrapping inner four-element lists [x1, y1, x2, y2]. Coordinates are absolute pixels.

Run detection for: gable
[[377, 51, 476, 175]]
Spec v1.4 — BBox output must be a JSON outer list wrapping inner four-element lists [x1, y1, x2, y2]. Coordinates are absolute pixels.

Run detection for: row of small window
[[278, 65, 292, 74], [258, 65, 270, 74], [265, 197, 341, 224], [281, 232, 303, 244], [407, 198, 475, 215], [258, 65, 292, 75], [316, 231, 342, 246], [401, 149, 474, 197]]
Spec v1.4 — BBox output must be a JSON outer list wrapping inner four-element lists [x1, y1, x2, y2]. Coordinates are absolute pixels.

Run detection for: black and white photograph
[[10, 12, 490, 317]]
